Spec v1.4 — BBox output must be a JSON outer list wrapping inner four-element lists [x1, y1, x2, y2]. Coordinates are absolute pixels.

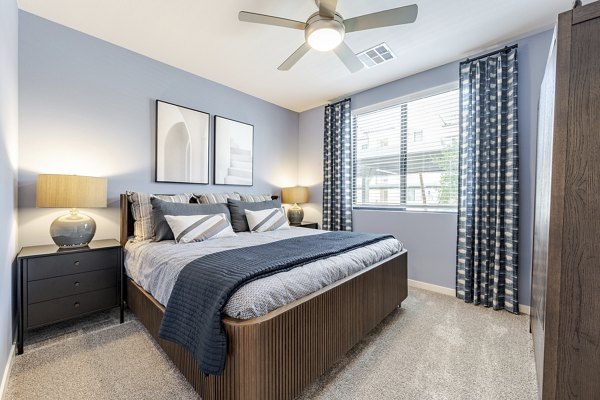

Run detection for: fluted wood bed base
[[126, 250, 407, 400]]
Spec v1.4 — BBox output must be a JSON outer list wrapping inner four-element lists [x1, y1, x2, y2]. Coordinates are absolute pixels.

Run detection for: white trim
[[353, 207, 458, 215], [408, 279, 532, 315], [0, 343, 15, 400], [352, 81, 459, 115], [408, 279, 455, 297]]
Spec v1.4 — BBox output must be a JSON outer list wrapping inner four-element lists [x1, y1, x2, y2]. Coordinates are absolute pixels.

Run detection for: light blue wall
[[298, 106, 325, 227], [0, 0, 19, 388], [299, 29, 555, 306], [18, 11, 300, 247]]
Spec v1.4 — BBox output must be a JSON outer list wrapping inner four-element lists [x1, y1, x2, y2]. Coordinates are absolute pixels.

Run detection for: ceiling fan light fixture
[[305, 16, 345, 52], [307, 28, 343, 51], [239, 3, 418, 72]]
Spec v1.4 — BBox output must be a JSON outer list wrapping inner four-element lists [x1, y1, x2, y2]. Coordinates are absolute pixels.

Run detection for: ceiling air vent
[[356, 43, 396, 68]]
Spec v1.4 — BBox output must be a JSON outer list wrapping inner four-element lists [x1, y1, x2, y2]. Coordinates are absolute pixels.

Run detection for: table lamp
[[36, 174, 107, 248], [282, 186, 309, 224]]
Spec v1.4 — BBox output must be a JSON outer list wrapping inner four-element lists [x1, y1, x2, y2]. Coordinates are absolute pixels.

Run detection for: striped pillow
[[127, 192, 192, 242], [244, 208, 290, 233], [164, 214, 237, 244], [194, 192, 241, 204], [239, 193, 273, 202]]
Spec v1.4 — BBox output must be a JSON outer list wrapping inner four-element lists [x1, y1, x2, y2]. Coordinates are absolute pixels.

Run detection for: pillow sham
[[227, 198, 282, 232], [244, 208, 290, 232], [127, 191, 192, 241], [239, 193, 273, 202], [194, 192, 241, 204], [151, 197, 231, 241], [164, 214, 236, 244]]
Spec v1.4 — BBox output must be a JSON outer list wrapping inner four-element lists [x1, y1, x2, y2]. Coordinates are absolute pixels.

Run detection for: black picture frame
[[155, 100, 210, 184], [213, 115, 254, 186]]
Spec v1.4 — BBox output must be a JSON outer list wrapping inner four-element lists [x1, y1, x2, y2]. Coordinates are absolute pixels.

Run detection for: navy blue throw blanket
[[158, 231, 394, 375]]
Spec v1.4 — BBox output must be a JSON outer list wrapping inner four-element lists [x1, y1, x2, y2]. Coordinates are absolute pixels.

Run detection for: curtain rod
[[328, 97, 351, 106], [460, 44, 518, 65]]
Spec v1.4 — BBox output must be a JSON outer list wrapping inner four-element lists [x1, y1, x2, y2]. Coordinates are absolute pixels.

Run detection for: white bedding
[[125, 227, 400, 319]]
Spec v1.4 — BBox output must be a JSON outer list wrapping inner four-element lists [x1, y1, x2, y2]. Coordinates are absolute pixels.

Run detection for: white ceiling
[[18, 0, 577, 112]]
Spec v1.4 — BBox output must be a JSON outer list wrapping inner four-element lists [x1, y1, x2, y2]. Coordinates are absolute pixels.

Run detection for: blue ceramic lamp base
[[287, 203, 304, 224], [50, 208, 96, 248]]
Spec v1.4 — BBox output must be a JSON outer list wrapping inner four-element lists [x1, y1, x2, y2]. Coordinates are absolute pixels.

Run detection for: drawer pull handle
[[74, 261, 80, 266], [74, 302, 80, 308], [74, 281, 80, 287]]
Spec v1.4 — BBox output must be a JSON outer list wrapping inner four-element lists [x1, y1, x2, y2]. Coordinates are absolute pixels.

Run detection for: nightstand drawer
[[27, 287, 118, 328], [27, 248, 119, 281], [27, 268, 118, 304]]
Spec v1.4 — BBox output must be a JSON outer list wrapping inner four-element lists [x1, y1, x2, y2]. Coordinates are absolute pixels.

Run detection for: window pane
[[352, 89, 459, 211]]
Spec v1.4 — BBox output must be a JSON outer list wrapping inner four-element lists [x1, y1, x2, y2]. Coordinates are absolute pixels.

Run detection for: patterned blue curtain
[[456, 48, 519, 314], [323, 99, 352, 231]]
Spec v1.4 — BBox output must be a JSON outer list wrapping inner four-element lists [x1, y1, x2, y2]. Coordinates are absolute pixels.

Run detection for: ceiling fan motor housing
[[305, 13, 346, 51]]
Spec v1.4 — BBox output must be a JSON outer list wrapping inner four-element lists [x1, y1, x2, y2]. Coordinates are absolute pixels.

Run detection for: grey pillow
[[152, 197, 231, 241], [227, 198, 282, 232]]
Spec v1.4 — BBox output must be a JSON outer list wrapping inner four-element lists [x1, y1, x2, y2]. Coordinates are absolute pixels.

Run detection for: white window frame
[[352, 81, 460, 214]]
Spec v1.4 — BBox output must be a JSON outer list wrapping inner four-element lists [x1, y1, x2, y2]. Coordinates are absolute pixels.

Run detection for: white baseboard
[[408, 279, 456, 297], [408, 279, 531, 315], [0, 343, 15, 400]]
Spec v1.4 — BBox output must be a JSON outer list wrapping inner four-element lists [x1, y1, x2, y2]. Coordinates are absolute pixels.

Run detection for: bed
[[119, 193, 408, 400]]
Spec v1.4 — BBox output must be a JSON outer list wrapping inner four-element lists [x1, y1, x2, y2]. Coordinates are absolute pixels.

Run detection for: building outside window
[[353, 88, 459, 211]]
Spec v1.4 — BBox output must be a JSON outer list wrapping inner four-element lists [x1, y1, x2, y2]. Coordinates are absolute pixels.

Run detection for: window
[[353, 88, 459, 211]]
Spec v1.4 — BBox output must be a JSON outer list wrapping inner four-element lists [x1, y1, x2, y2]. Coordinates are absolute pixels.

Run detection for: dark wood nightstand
[[290, 221, 319, 229], [17, 239, 123, 354]]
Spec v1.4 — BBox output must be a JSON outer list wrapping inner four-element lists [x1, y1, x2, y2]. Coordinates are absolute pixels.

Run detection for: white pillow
[[244, 208, 290, 233], [164, 213, 236, 244]]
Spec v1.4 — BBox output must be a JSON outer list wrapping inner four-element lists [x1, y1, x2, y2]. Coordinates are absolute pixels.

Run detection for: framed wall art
[[155, 100, 210, 184], [214, 116, 254, 186]]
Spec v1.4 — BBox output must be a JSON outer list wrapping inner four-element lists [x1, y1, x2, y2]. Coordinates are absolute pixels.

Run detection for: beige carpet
[[6, 288, 537, 399], [5, 312, 197, 400]]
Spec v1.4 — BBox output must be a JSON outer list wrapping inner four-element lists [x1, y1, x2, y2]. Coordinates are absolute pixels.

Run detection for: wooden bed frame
[[119, 194, 408, 400]]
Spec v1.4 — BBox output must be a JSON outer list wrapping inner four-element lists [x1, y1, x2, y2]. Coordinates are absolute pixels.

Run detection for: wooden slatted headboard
[[119, 194, 133, 246]]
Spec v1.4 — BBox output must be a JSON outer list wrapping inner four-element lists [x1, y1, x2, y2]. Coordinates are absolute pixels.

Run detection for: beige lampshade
[[36, 174, 107, 208], [282, 186, 309, 204]]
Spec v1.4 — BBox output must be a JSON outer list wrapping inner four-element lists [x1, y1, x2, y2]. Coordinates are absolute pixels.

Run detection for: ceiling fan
[[239, 0, 418, 73]]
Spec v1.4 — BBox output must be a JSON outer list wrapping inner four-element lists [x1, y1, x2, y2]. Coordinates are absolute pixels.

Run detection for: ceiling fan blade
[[334, 42, 364, 73], [278, 42, 312, 71], [318, 0, 338, 18], [344, 4, 418, 33], [239, 11, 307, 30]]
